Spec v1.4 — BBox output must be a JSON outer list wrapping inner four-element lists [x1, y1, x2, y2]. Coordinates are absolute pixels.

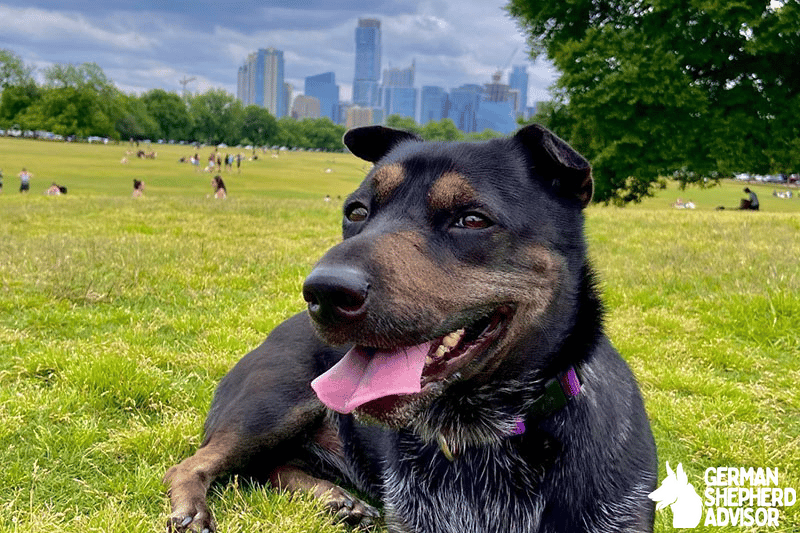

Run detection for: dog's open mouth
[[311, 306, 514, 414]]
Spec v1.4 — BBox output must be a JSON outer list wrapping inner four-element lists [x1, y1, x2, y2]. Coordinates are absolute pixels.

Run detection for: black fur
[[164, 124, 657, 533]]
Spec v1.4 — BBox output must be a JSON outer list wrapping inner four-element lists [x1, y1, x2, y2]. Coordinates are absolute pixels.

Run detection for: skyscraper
[[509, 65, 529, 118], [382, 61, 416, 121], [353, 19, 381, 108], [305, 72, 339, 122], [420, 86, 447, 124], [292, 95, 321, 119], [236, 48, 287, 118], [448, 85, 481, 133]]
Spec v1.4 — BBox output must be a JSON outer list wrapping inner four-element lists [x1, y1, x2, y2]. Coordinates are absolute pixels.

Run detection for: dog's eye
[[345, 204, 369, 223], [454, 213, 492, 230]]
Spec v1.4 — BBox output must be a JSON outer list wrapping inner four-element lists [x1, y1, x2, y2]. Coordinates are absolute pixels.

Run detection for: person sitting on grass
[[45, 182, 66, 195], [211, 175, 227, 199], [741, 187, 759, 210], [132, 179, 145, 198]]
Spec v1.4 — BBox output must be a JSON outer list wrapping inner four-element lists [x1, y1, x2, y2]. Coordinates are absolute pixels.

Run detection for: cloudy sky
[[0, 0, 558, 107]]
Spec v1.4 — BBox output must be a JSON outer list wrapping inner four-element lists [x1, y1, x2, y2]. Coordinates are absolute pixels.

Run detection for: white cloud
[[0, 6, 158, 51]]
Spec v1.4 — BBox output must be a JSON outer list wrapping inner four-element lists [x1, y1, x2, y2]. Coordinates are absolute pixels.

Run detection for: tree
[[188, 89, 243, 145], [275, 117, 307, 148], [30, 62, 125, 138], [0, 49, 34, 90], [466, 129, 504, 141], [241, 105, 278, 146], [16, 86, 117, 138], [420, 118, 463, 141], [116, 93, 160, 141], [298, 118, 346, 151], [508, 0, 800, 203], [141, 89, 193, 141], [385, 115, 422, 135], [0, 82, 40, 127]]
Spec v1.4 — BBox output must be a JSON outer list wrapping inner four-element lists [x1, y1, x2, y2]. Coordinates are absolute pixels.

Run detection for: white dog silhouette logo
[[649, 462, 703, 528]]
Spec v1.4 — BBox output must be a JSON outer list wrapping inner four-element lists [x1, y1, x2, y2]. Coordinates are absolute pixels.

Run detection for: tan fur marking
[[372, 163, 405, 203], [164, 430, 242, 530], [314, 415, 345, 458], [427, 171, 476, 211], [270, 465, 339, 497], [370, 232, 562, 334]]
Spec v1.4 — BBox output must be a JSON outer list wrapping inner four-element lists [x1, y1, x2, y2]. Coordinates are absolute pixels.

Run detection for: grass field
[[1, 137, 798, 532]]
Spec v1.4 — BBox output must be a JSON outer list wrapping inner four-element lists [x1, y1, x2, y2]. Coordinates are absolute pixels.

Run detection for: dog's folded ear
[[514, 124, 593, 208], [343, 126, 423, 163]]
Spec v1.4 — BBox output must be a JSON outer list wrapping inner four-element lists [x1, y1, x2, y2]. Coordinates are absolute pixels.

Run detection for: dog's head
[[305, 125, 593, 439]]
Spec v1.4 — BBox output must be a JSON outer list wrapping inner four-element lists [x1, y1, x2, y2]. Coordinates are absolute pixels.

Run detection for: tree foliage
[[0, 49, 34, 89], [242, 105, 279, 146], [508, 0, 800, 203], [142, 89, 193, 141], [420, 118, 462, 141]]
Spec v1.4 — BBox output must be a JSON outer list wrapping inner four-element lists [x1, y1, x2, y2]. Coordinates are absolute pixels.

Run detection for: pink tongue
[[311, 342, 432, 414]]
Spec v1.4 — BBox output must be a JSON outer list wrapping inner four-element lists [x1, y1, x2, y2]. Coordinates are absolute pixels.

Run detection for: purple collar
[[509, 366, 583, 436], [437, 366, 583, 460]]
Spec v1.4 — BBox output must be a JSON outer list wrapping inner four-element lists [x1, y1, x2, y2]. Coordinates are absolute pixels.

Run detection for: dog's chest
[[381, 440, 546, 532]]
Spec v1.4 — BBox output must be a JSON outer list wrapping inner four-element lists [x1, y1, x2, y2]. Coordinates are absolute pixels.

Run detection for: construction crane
[[179, 76, 196, 97], [494, 46, 520, 82], [492, 46, 519, 83]]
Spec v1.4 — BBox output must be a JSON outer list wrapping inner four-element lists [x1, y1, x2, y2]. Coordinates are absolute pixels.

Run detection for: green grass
[[1, 138, 798, 532]]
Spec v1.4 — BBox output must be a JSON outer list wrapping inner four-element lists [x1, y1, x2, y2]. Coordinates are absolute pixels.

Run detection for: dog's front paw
[[324, 486, 381, 528], [166, 504, 215, 533]]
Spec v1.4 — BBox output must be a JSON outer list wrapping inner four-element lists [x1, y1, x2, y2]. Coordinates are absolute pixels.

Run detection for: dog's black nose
[[303, 266, 369, 324]]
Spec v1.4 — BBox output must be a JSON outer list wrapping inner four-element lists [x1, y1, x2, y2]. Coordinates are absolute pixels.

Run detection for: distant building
[[383, 62, 415, 88], [346, 106, 384, 129], [237, 48, 287, 118], [338, 102, 352, 125], [484, 71, 510, 103], [383, 87, 417, 120], [353, 19, 381, 108], [448, 85, 482, 133], [476, 99, 517, 134], [292, 95, 321, 119], [284, 83, 293, 118], [474, 72, 518, 134], [305, 72, 339, 122], [509, 65, 529, 118], [382, 61, 417, 121], [420, 86, 447, 124]]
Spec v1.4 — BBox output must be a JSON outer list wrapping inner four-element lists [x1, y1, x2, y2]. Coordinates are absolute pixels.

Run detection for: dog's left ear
[[343, 126, 423, 163], [514, 124, 593, 208]]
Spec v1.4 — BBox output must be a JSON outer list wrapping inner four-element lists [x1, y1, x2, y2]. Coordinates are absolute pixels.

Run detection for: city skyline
[[237, 36, 531, 133], [0, 0, 557, 108]]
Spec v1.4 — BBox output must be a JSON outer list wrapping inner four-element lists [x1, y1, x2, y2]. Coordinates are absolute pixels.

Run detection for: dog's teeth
[[435, 345, 448, 359], [425, 355, 434, 365], [442, 328, 465, 348], [442, 336, 458, 349]]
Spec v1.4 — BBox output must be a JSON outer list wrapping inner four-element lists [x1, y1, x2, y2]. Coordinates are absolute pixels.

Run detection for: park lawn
[[0, 138, 798, 532], [0, 137, 367, 199]]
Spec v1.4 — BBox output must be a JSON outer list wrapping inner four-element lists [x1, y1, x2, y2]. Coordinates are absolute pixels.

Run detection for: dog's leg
[[164, 397, 328, 532], [164, 431, 240, 532], [269, 464, 380, 527], [164, 312, 376, 531]]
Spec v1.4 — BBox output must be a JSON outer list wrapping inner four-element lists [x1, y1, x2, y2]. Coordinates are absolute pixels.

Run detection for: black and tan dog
[[164, 125, 658, 532]]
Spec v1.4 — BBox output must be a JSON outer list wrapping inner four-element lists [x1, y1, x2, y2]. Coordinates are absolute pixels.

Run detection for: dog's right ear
[[343, 126, 422, 163]]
